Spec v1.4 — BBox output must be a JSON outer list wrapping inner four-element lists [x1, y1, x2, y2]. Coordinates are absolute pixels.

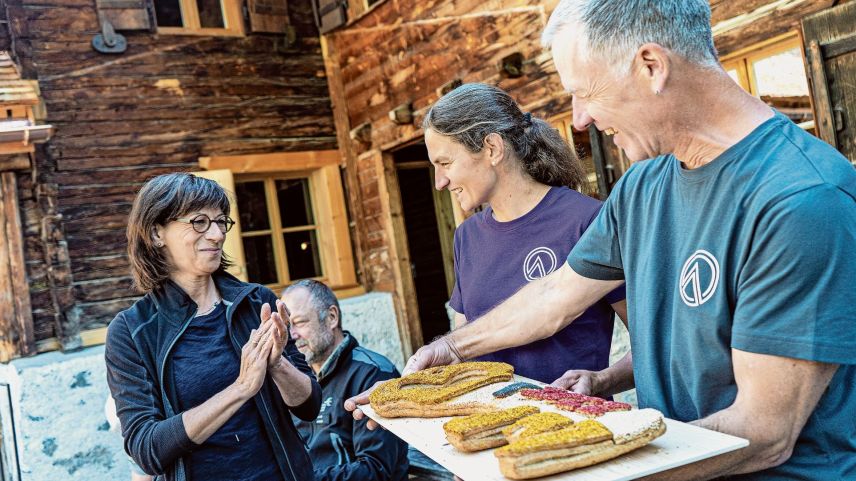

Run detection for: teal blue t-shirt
[[568, 113, 856, 480]]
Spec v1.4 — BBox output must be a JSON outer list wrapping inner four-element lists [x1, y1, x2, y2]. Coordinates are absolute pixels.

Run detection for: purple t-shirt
[[450, 186, 626, 383]]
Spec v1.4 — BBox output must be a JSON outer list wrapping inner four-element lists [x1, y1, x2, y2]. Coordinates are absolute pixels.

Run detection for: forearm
[[638, 406, 785, 481], [450, 265, 621, 360], [270, 358, 313, 407], [182, 383, 251, 444], [595, 352, 634, 397]]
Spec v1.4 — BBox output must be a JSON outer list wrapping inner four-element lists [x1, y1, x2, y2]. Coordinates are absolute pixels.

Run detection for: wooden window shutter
[[246, 0, 292, 34], [312, 0, 347, 34], [95, 0, 151, 30], [194, 169, 249, 282]]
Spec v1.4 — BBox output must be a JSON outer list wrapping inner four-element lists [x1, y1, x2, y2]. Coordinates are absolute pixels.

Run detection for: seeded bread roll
[[495, 411, 667, 479], [369, 362, 514, 418], [502, 412, 575, 443], [443, 406, 540, 452]]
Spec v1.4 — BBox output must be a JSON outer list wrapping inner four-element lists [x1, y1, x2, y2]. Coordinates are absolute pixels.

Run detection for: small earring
[[655, 89, 661, 95], [156, 242, 164, 248]]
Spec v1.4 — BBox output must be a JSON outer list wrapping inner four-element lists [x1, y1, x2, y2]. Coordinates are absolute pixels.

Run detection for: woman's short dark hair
[[422, 83, 586, 192], [127, 173, 232, 292]]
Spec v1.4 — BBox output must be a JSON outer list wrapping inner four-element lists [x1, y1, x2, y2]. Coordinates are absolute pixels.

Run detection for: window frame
[[156, 0, 245, 36], [198, 150, 359, 296], [236, 173, 323, 288], [721, 33, 814, 131]]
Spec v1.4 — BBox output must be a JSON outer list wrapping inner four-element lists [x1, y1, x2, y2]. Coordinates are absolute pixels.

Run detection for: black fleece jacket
[[105, 271, 321, 481], [294, 332, 408, 481]]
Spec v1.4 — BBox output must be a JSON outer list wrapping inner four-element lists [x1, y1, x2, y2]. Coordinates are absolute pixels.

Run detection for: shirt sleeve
[[732, 185, 856, 364], [449, 228, 464, 314], [566, 193, 625, 281], [105, 314, 195, 476]]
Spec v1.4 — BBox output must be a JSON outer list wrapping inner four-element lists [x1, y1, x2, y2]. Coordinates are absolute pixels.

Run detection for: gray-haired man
[[284, 280, 409, 481]]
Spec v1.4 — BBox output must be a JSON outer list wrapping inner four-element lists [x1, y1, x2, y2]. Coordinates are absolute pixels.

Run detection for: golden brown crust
[[496, 418, 667, 479], [502, 412, 575, 443], [369, 362, 513, 418], [443, 406, 540, 452]]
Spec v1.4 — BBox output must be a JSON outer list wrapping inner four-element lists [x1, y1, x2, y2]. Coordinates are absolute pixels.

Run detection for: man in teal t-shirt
[[368, 1, 856, 479], [567, 113, 856, 479]]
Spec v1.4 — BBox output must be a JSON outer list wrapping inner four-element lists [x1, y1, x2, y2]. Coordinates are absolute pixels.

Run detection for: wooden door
[[802, 2, 856, 163]]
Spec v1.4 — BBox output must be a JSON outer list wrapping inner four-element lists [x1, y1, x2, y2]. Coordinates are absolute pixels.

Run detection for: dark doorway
[[392, 143, 456, 344]]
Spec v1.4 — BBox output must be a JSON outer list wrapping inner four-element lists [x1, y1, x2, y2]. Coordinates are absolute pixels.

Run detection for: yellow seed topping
[[444, 406, 540, 435], [369, 362, 513, 406], [501, 412, 574, 438], [496, 420, 613, 456]]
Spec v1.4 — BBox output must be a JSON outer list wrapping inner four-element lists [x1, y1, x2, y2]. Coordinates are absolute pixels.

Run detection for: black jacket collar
[[149, 271, 254, 326], [317, 331, 358, 382]]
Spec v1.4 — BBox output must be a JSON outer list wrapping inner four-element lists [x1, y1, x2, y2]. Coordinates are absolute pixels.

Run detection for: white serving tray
[[362, 377, 749, 481]]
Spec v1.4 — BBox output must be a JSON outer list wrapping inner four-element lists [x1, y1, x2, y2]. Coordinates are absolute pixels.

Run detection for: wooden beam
[[321, 35, 370, 289], [714, 0, 834, 57], [0, 172, 35, 361], [199, 150, 341, 173]]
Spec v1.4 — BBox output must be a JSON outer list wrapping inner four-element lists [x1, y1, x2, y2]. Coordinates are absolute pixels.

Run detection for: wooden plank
[[310, 163, 357, 287], [320, 35, 369, 288], [805, 40, 838, 148], [801, 0, 856, 163], [199, 150, 341, 173], [713, 0, 834, 57], [0, 173, 35, 361], [376, 149, 421, 357]]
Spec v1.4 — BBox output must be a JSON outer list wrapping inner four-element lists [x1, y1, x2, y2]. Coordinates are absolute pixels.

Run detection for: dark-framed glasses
[[174, 214, 236, 233]]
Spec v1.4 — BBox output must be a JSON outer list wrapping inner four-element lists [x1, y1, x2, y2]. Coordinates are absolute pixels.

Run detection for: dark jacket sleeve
[[104, 313, 195, 476], [315, 366, 408, 481], [261, 288, 322, 421]]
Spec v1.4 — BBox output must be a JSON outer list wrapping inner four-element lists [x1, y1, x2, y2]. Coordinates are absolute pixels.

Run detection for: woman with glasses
[[105, 173, 321, 481]]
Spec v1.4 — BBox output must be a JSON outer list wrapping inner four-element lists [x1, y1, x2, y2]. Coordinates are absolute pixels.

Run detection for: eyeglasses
[[173, 214, 236, 233]]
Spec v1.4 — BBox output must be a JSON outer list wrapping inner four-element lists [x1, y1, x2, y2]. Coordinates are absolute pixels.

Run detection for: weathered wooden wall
[[324, 0, 569, 297], [322, 0, 847, 353], [4, 0, 336, 345]]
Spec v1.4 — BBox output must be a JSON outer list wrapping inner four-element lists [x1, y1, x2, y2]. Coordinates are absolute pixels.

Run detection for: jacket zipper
[[159, 308, 196, 481], [225, 288, 299, 481]]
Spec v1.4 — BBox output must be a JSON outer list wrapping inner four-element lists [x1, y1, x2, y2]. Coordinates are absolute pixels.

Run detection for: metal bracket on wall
[[92, 19, 127, 54]]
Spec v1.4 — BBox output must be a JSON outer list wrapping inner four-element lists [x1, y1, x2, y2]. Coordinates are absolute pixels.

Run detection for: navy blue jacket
[[105, 272, 321, 481], [294, 332, 408, 480]]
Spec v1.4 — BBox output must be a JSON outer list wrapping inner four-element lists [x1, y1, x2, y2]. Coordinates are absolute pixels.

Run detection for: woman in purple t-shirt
[[422, 83, 633, 397]]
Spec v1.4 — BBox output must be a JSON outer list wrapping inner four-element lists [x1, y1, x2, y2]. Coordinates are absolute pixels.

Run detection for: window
[[155, 0, 244, 35], [235, 176, 323, 284], [722, 34, 815, 133], [197, 151, 358, 293]]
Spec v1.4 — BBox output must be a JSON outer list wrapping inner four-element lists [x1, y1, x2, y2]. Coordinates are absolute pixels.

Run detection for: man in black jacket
[[283, 280, 409, 481]]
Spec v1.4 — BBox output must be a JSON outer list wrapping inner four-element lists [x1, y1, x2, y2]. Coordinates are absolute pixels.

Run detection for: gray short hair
[[542, 0, 718, 71], [283, 279, 341, 327]]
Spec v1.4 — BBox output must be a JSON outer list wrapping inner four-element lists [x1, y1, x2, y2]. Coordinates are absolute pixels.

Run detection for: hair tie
[[523, 112, 533, 126]]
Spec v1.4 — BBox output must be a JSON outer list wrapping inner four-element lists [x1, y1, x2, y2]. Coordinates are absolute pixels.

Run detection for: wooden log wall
[[323, 0, 845, 353], [324, 0, 571, 295], [3, 0, 337, 344]]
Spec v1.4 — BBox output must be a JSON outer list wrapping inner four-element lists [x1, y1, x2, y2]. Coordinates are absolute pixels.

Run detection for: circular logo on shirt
[[523, 247, 558, 282], [679, 250, 720, 307]]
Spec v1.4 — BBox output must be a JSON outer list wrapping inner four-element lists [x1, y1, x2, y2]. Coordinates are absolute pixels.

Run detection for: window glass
[[242, 235, 278, 284], [276, 178, 314, 228], [235, 181, 270, 231], [751, 46, 814, 129], [155, 0, 183, 27], [196, 0, 226, 28], [752, 47, 810, 97], [284, 230, 322, 279]]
